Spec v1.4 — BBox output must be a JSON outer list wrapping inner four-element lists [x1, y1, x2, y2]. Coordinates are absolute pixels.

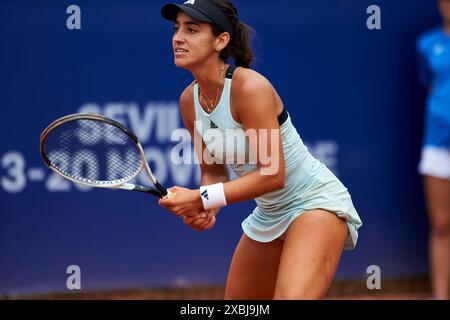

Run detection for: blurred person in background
[[417, 0, 450, 300]]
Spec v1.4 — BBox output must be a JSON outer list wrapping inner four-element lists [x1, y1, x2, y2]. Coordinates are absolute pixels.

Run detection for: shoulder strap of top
[[225, 65, 236, 79], [223, 65, 288, 125]]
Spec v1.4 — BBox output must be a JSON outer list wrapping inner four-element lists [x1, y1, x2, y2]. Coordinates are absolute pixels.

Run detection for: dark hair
[[210, 0, 254, 68]]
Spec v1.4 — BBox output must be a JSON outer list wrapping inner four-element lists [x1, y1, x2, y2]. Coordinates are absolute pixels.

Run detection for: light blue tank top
[[193, 67, 362, 249], [193, 66, 313, 211]]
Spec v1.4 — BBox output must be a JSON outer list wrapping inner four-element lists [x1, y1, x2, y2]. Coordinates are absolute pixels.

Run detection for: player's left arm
[[221, 72, 285, 205], [160, 72, 285, 215]]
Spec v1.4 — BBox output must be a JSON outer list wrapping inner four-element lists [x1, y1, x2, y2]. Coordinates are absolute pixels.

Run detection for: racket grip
[[162, 190, 173, 200], [155, 181, 169, 197]]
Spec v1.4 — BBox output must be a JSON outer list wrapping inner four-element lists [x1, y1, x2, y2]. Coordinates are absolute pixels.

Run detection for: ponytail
[[210, 0, 255, 68], [226, 21, 254, 68]]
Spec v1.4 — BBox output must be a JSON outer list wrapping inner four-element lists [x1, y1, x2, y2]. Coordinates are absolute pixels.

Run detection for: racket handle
[[162, 190, 172, 200], [122, 182, 170, 199], [130, 185, 163, 198], [154, 181, 169, 197]]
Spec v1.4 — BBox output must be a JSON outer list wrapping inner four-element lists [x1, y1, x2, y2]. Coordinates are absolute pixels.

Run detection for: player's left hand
[[183, 209, 217, 231], [158, 186, 203, 217]]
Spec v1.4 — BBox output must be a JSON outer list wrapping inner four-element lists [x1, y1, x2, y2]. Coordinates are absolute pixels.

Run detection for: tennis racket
[[39, 113, 169, 198]]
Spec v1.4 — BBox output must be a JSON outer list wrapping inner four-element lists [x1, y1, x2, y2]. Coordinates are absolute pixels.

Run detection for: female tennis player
[[158, 0, 362, 299], [416, 0, 450, 300]]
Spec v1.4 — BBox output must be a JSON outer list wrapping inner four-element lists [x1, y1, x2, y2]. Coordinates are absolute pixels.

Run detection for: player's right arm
[[178, 83, 229, 230]]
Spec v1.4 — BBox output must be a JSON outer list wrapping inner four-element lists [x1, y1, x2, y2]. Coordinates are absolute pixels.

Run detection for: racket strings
[[44, 119, 143, 184], [107, 148, 142, 180]]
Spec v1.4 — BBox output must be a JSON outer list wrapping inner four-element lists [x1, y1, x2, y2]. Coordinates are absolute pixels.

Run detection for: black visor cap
[[161, 0, 234, 37]]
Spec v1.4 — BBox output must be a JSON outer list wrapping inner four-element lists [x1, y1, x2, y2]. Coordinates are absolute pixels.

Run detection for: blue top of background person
[[416, 0, 450, 148]]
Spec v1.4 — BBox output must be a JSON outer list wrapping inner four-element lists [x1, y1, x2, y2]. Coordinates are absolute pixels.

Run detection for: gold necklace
[[199, 63, 226, 113]]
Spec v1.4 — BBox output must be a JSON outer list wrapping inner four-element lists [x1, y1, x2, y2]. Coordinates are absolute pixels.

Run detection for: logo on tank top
[[184, 0, 196, 5], [210, 121, 218, 129]]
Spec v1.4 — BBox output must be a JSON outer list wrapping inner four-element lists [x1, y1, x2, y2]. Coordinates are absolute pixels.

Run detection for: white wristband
[[199, 183, 227, 210]]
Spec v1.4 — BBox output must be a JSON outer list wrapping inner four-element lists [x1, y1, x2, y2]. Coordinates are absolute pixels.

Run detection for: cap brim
[[161, 3, 213, 23]]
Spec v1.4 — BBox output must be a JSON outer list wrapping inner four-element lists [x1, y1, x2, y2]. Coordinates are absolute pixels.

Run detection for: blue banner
[[0, 0, 440, 295]]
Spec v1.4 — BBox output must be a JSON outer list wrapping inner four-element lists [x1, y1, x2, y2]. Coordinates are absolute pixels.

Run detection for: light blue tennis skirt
[[241, 151, 362, 250]]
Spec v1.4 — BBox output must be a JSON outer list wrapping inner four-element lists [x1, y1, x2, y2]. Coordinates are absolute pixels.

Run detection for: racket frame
[[40, 113, 168, 198]]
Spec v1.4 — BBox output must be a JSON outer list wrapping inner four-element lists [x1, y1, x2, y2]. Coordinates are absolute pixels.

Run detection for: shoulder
[[179, 81, 195, 108], [231, 68, 278, 121], [417, 27, 442, 53], [232, 67, 274, 95], [179, 81, 196, 125]]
